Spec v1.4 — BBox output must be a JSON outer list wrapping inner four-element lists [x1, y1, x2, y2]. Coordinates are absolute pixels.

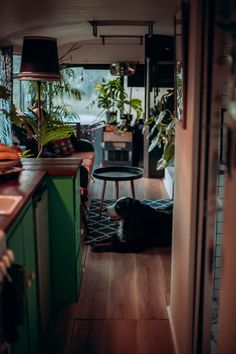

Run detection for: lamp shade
[[17, 36, 61, 81]]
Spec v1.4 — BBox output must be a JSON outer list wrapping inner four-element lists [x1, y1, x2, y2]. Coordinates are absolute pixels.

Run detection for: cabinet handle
[[26, 272, 36, 288]]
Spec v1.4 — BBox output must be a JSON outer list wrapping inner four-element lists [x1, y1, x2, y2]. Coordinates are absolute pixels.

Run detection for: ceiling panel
[[0, 0, 177, 50]]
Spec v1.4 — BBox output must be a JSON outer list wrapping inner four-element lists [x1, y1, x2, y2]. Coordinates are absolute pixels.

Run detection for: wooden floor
[[50, 177, 174, 354]]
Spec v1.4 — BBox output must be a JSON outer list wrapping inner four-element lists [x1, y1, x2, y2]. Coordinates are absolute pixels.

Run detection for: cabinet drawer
[[104, 131, 132, 142]]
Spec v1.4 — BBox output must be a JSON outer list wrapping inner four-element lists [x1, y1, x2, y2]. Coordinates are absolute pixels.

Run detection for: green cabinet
[[7, 200, 39, 354], [48, 170, 82, 309]]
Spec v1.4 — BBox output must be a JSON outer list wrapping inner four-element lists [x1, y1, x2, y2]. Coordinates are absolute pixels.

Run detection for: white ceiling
[[0, 0, 177, 63]]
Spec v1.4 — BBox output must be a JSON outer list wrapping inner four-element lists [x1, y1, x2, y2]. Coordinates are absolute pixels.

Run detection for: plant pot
[[106, 112, 117, 125], [120, 113, 133, 127], [120, 113, 133, 130]]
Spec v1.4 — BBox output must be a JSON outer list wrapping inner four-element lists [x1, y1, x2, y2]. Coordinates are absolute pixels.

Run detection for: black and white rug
[[85, 199, 173, 245]]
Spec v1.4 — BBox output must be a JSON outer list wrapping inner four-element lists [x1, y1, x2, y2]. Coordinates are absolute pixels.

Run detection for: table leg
[[99, 180, 107, 217], [130, 180, 135, 198], [115, 181, 119, 199]]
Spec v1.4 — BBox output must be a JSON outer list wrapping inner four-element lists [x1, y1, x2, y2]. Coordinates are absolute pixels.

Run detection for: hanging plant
[[144, 89, 175, 170]]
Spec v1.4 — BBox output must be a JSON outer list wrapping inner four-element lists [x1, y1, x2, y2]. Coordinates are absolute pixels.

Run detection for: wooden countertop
[[21, 157, 83, 176], [0, 169, 45, 232], [0, 157, 83, 232]]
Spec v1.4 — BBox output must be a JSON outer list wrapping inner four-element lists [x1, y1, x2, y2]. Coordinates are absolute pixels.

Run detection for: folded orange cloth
[[0, 144, 21, 161]]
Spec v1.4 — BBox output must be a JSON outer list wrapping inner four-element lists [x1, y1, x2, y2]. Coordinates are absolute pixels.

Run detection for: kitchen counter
[[0, 169, 45, 232], [21, 157, 83, 176], [0, 158, 83, 232]]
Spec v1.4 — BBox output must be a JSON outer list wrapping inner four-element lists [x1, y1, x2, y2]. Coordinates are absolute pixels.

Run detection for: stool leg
[[115, 181, 119, 200], [99, 180, 107, 217], [130, 180, 135, 198]]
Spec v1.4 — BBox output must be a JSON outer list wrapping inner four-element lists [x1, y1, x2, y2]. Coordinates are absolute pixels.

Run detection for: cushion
[[72, 151, 95, 163], [49, 137, 75, 157]]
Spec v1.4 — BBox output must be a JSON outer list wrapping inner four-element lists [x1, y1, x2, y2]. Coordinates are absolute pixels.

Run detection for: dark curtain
[[0, 46, 13, 144]]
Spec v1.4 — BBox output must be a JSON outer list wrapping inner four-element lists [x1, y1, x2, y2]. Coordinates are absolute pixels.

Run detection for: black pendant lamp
[[17, 36, 61, 81], [17, 36, 61, 156]]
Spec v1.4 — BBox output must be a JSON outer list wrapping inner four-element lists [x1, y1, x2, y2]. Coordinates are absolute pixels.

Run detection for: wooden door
[[216, 1, 236, 352], [217, 136, 236, 353]]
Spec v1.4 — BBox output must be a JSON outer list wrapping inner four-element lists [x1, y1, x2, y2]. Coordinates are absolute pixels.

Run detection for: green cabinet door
[[22, 204, 39, 353], [48, 171, 81, 309], [7, 201, 39, 354], [7, 220, 28, 354]]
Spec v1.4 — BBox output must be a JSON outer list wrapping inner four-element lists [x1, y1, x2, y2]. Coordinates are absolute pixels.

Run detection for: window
[[12, 60, 145, 125]]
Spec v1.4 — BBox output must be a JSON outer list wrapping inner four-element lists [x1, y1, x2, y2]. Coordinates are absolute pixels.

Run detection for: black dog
[[91, 197, 173, 252]]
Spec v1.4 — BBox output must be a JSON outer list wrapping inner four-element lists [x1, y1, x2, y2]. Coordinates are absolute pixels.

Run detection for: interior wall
[[168, 1, 203, 353]]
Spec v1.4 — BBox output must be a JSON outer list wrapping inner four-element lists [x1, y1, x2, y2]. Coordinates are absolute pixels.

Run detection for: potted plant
[[0, 84, 74, 157], [27, 67, 81, 121], [95, 77, 123, 124], [96, 77, 143, 125], [144, 89, 175, 170], [10, 110, 74, 157]]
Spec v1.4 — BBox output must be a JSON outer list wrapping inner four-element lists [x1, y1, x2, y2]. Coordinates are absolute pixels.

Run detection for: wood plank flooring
[[51, 177, 174, 354], [69, 320, 174, 354], [75, 249, 168, 320]]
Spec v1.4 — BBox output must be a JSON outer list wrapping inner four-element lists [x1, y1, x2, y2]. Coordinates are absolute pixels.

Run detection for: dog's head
[[107, 197, 142, 221]]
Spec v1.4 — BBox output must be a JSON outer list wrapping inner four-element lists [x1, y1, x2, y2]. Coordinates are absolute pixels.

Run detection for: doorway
[[193, 1, 231, 353]]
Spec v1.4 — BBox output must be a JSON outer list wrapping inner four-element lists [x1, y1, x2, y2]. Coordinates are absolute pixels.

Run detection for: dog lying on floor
[[91, 197, 173, 252]]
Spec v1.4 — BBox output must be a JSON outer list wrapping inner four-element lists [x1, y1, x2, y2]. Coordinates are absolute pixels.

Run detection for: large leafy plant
[[96, 77, 124, 114], [144, 90, 175, 170], [0, 82, 74, 157], [27, 68, 81, 121], [96, 77, 143, 121], [10, 110, 73, 157]]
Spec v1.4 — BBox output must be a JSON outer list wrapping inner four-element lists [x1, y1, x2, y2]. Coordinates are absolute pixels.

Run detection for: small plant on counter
[[9, 110, 74, 158], [0, 78, 76, 157]]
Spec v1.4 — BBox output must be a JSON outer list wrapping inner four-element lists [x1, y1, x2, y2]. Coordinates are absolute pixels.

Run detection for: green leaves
[[96, 78, 125, 112], [1, 81, 75, 155], [144, 90, 175, 170], [0, 85, 11, 100], [23, 111, 73, 142], [156, 143, 175, 170], [27, 68, 81, 121], [128, 98, 143, 120], [95, 78, 143, 120], [8, 110, 74, 157], [20, 149, 34, 158]]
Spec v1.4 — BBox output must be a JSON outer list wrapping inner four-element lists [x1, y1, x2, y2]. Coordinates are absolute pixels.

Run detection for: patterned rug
[[85, 199, 173, 245]]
